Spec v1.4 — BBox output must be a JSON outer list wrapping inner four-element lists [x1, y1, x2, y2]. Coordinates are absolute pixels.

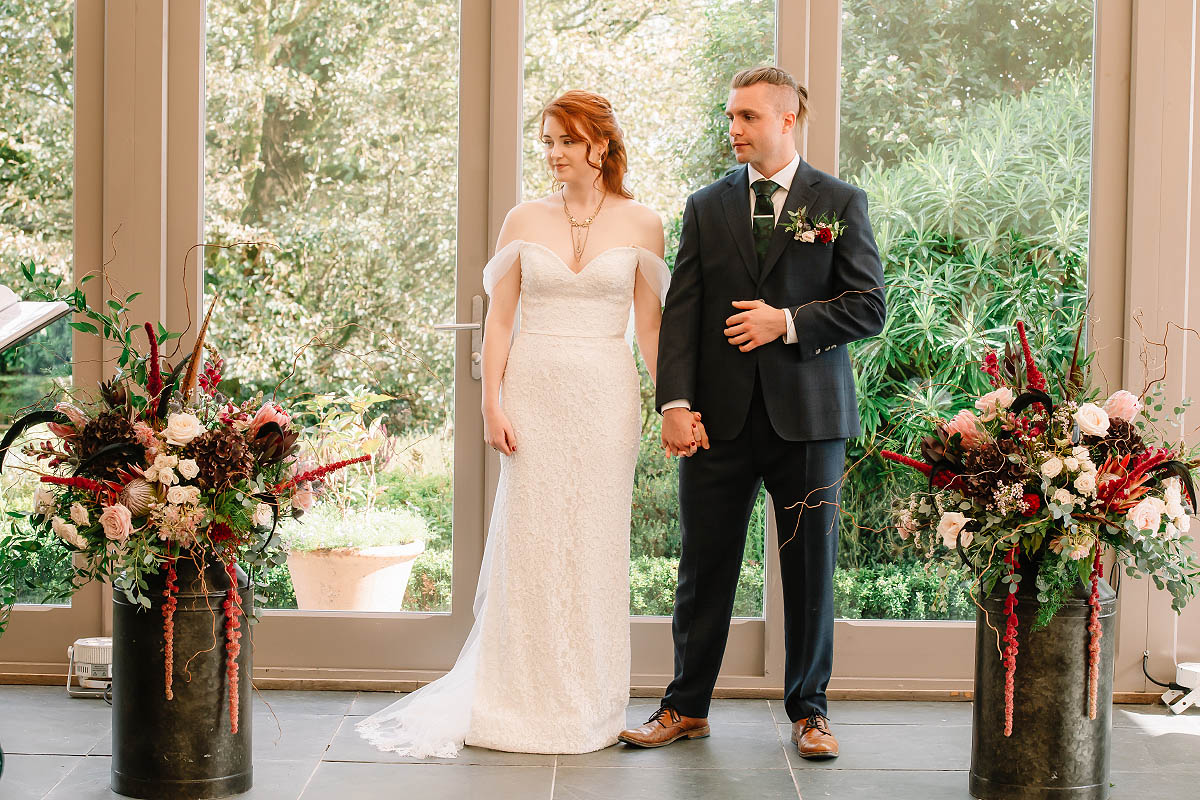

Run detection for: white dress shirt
[[662, 153, 801, 413]]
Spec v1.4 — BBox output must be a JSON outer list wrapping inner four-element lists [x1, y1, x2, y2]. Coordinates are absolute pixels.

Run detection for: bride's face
[[541, 115, 601, 185]]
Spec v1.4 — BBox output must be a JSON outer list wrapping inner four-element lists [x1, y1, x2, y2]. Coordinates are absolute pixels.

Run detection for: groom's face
[[725, 83, 797, 167]]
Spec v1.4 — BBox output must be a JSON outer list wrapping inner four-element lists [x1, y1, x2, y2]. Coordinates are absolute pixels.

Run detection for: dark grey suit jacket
[[656, 158, 886, 441]]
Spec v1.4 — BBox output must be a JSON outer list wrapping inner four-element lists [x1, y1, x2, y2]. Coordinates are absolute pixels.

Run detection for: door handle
[[433, 295, 484, 380]]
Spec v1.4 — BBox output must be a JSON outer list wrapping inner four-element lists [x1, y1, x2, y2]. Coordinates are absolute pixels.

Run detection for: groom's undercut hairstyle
[[730, 66, 808, 126]]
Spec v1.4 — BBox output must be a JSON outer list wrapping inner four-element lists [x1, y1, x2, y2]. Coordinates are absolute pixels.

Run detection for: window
[[838, 0, 1095, 620], [205, 0, 460, 612]]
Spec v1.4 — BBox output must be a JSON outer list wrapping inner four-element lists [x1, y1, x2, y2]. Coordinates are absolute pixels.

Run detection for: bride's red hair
[[540, 91, 634, 199]]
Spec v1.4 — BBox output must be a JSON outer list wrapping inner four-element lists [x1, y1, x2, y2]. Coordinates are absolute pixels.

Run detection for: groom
[[619, 66, 885, 757]]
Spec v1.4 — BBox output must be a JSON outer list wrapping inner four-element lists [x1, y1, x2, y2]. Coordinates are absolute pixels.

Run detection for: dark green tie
[[752, 178, 780, 268]]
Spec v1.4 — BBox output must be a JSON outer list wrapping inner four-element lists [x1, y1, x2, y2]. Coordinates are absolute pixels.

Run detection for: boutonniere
[[784, 207, 846, 244]]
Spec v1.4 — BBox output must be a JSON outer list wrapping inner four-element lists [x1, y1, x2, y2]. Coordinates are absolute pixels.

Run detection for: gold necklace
[[562, 187, 607, 265]]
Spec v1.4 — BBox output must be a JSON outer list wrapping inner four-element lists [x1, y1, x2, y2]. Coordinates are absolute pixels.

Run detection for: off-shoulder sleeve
[[482, 240, 524, 296], [632, 246, 671, 304]]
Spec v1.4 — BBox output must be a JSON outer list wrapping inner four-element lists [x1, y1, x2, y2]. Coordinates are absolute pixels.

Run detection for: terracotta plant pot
[[286, 541, 425, 611]]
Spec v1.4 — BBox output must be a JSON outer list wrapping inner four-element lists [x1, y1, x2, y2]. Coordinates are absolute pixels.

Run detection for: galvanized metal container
[[970, 570, 1117, 800], [111, 556, 252, 799]]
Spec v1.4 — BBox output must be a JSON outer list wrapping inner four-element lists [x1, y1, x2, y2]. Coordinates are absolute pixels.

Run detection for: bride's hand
[[484, 405, 518, 455]]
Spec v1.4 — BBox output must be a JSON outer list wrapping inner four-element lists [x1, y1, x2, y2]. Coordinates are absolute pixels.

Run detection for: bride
[[357, 90, 703, 756]]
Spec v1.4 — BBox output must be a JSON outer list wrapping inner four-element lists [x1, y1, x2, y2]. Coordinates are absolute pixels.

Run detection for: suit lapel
[[757, 161, 820, 287], [719, 168, 760, 283]]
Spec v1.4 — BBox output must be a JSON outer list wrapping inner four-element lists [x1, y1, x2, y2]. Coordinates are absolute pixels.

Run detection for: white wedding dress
[[357, 239, 670, 757]]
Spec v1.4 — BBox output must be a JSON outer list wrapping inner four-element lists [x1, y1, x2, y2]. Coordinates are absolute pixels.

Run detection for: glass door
[[203, 0, 480, 678]]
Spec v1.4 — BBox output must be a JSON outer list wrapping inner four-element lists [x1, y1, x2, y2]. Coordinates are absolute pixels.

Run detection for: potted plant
[[880, 320, 1199, 800], [281, 504, 426, 611], [0, 265, 370, 798]]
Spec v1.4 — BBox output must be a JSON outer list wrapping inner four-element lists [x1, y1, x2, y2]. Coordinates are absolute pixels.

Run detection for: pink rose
[[1103, 390, 1143, 422], [99, 503, 134, 543], [290, 488, 315, 513], [945, 409, 986, 447], [974, 387, 1015, 422], [248, 402, 290, 437], [1127, 497, 1165, 535], [897, 511, 917, 541]]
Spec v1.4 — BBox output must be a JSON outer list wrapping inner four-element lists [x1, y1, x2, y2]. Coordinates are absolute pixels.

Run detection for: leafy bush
[[405, 546, 453, 612], [376, 468, 453, 551], [629, 556, 764, 618], [833, 562, 975, 620]]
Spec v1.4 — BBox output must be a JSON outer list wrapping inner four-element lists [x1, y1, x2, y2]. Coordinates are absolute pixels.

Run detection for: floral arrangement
[[784, 206, 845, 244], [881, 320, 1200, 736], [0, 270, 370, 733]]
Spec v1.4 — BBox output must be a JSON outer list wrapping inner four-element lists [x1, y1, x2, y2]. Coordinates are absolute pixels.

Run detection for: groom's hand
[[662, 407, 704, 457], [725, 300, 786, 352]]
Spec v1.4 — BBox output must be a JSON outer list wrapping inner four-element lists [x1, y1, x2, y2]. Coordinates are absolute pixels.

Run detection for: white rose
[[33, 487, 57, 516], [1074, 403, 1110, 437], [178, 459, 200, 480], [1041, 457, 1064, 479], [1127, 497, 1166, 534], [937, 511, 972, 549], [1064, 457, 1080, 472], [157, 467, 178, 486], [974, 387, 1016, 422], [1073, 471, 1097, 496], [1176, 514, 1192, 534], [143, 465, 159, 482], [154, 453, 179, 470], [69, 502, 90, 526], [164, 413, 203, 446], [1163, 478, 1184, 519], [799, 230, 816, 243], [253, 502, 274, 527], [1052, 488, 1075, 506], [51, 517, 86, 549], [166, 485, 190, 505]]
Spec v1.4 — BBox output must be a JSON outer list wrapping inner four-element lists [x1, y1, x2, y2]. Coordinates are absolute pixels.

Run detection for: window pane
[[0, 0, 75, 607], [523, 0, 776, 617], [205, 1, 459, 611], [839, 1, 1095, 620]]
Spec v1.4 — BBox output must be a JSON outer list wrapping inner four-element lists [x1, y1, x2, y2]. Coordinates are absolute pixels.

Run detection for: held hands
[[661, 408, 710, 458], [484, 404, 517, 455], [725, 300, 786, 352]]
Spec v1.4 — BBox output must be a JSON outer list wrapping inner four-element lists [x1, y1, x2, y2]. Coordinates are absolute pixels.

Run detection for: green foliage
[[376, 468, 453, 551], [628, 555, 763, 618], [840, 0, 1094, 174], [844, 73, 1092, 559], [833, 561, 976, 620], [1033, 554, 1081, 631], [406, 546, 453, 612]]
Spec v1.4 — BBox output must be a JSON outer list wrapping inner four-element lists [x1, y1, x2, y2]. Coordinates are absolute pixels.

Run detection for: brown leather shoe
[[791, 713, 839, 759], [618, 706, 710, 748]]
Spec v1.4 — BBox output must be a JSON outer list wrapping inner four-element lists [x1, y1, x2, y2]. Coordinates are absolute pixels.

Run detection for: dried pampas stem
[[180, 292, 220, 400]]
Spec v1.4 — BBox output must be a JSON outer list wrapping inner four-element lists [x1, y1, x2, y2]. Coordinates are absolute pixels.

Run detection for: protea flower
[[119, 478, 159, 516]]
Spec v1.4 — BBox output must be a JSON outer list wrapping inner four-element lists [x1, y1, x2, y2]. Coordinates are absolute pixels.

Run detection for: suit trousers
[[662, 374, 845, 722]]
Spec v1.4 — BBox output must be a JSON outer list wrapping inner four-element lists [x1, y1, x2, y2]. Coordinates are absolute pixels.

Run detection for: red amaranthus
[[1087, 549, 1104, 719], [162, 556, 178, 700], [1002, 545, 1021, 737], [223, 562, 242, 734]]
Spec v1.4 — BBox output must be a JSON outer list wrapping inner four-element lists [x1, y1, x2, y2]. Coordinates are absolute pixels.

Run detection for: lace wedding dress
[[356, 239, 670, 757]]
